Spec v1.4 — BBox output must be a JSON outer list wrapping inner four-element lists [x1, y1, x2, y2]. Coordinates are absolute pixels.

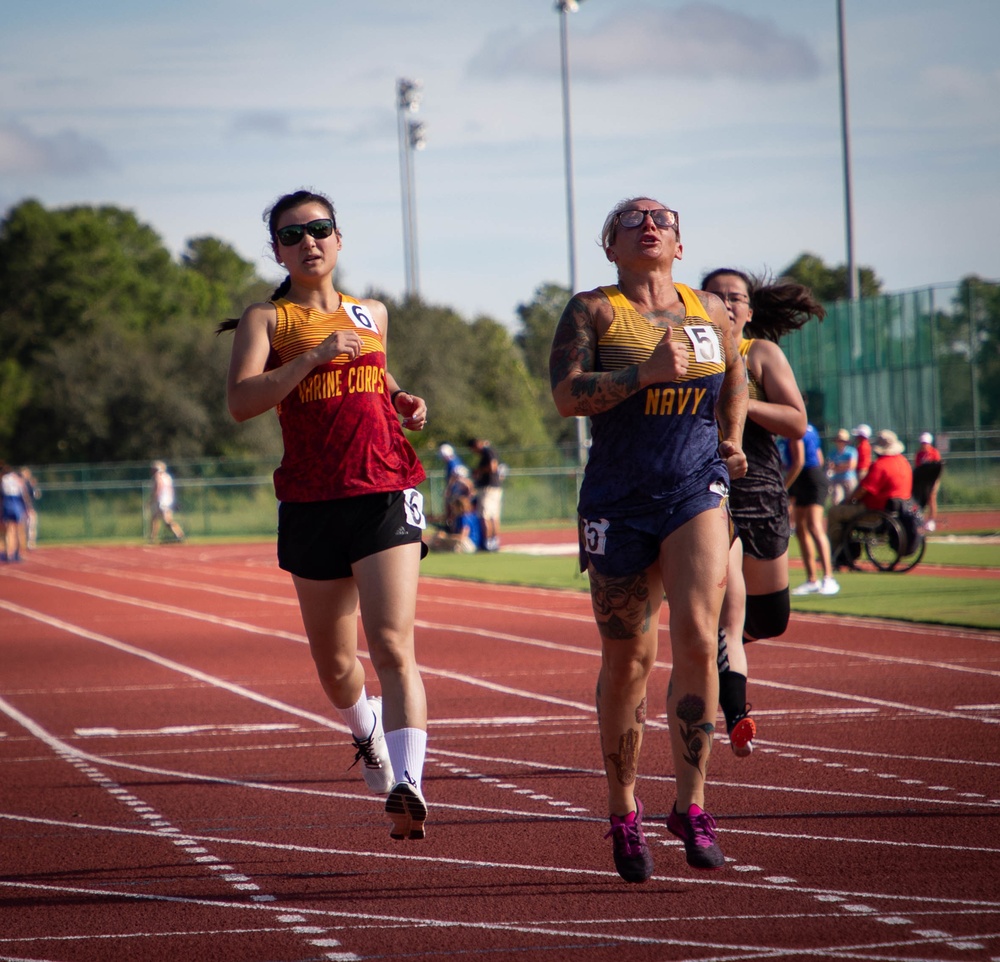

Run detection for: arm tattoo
[[569, 366, 639, 414], [549, 298, 593, 389], [717, 321, 749, 438], [550, 296, 641, 416]]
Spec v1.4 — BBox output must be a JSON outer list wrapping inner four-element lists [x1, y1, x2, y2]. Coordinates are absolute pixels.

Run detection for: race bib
[[404, 489, 426, 529], [683, 325, 722, 364], [581, 517, 610, 556], [348, 302, 378, 333]]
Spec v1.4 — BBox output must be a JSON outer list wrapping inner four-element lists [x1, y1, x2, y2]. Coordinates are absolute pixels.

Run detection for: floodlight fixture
[[409, 121, 427, 151], [397, 78, 422, 113]]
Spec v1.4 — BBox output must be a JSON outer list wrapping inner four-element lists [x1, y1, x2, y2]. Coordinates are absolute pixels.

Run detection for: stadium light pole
[[557, 0, 579, 294], [556, 0, 589, 467], [407, 119, 427, 297], [836, 0, 859, 301], [396, 78, 422, 299]]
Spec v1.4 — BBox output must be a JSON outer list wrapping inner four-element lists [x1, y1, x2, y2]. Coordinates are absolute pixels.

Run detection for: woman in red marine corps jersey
[[224, 189, 430, 841]]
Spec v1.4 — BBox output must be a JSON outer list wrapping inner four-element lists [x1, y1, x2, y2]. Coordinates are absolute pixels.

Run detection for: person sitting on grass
[[428, 495, 484, 553]]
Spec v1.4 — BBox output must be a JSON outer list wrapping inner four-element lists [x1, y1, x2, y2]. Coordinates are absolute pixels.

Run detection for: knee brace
[[744, 588, 791, 641]]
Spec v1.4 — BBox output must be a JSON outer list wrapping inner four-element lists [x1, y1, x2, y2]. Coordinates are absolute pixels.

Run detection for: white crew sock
[[337, 688, 374, 739], [385, 727, 427, 790]]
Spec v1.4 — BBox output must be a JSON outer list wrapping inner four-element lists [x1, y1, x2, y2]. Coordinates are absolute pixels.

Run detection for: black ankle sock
[[718, 671, 748, 732]]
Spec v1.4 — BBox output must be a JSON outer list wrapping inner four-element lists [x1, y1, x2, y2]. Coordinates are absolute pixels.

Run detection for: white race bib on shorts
[[404, 489, 426, 529]]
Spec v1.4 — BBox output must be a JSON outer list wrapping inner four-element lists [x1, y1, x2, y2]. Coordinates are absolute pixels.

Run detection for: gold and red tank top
[[267, 294, 425, 502], [578, 284, 730, 517]]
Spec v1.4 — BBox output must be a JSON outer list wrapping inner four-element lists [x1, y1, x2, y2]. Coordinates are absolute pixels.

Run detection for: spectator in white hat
[[826, 428, 858, 505], [851, 423, 872, 482]]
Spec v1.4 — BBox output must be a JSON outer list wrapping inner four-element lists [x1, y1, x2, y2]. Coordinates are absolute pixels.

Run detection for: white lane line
[[4, 598, 999, 820], [787, 610, 1000, 644], [4, 579, 995, 728], [763, 637, 1000, 679], [4, 600, 998, 806], [0, 599, 347, 732], [75, 723, 300, 737], [23, 559, 301, 607], [4, 819, 1000, 912]]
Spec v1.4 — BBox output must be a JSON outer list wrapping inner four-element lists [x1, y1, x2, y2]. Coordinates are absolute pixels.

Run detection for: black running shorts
[[734, 512, 791, 561], [789, 466, 828, 508], [277, 489, 427, 581]]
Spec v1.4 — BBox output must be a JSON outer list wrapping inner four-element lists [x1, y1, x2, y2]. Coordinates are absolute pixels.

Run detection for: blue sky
[[3, 0, 998, 329]]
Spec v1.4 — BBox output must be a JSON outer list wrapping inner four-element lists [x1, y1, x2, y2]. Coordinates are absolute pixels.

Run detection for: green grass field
[[420, 538, 1000, 632]]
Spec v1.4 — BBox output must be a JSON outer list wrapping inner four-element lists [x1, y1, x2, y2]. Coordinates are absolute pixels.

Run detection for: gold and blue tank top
[[578, 284, 729, 517]]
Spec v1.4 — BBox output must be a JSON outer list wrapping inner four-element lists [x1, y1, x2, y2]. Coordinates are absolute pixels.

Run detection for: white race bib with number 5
[[683, 325, 722, 364]]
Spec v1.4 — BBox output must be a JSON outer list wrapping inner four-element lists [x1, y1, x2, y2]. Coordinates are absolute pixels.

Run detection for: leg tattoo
[[635, 695, 647, 726], [675, 693, 715, 773], [591, 572, 651, 641], [607, 728, 640, 786]]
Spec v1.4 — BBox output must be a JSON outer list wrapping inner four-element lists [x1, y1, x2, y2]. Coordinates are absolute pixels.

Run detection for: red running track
[[1, 543, 999, 962]]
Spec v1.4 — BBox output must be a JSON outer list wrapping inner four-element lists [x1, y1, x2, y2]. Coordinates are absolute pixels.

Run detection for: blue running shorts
[[579, 479, 730, 578]]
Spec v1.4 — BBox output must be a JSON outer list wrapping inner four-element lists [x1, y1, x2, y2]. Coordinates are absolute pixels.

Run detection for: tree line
[[1, 199, 994, 468]]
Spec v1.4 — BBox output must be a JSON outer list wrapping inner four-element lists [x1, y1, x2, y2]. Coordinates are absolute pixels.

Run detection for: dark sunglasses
[[275, 218, 336, 246], [617, 207, 679, 230]]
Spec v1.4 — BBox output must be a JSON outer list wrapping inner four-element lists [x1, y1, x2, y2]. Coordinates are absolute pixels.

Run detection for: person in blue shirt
[[826, 428, 858, 505], [789, 424, 839, 595], [427, 495, 484, 553]]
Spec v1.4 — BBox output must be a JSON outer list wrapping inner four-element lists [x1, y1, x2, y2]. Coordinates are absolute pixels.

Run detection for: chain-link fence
[[782, 281, 999, 493], [18, 282, 1000, 542]]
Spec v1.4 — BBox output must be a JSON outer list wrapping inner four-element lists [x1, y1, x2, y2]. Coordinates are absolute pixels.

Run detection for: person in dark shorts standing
[[790, 423, 839, 595], [549, 196, 748, 883], [223, 189, 431, 841], [468, 437, 503, 550], [701, 269, 821, 756]]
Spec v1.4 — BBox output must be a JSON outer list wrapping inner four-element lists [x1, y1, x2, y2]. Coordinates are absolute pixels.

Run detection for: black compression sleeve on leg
[[744, 587, 791, 642]]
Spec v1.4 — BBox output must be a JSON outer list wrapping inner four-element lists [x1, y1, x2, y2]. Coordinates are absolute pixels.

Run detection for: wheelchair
[[832, 496, 931, 573]]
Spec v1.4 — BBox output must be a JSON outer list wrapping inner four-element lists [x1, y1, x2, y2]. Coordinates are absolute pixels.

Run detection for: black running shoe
[[603, 797, 654, 883], [666, 803, 725, 870]]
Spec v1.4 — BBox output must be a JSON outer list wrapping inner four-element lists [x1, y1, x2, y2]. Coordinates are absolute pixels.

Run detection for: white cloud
[[1, 0, 997, 325], [0, 121, 112, 176], [469, 3, 820, 83]]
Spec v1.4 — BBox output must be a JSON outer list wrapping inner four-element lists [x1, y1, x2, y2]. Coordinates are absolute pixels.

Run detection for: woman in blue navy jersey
[[549, 196, 748, 883]]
